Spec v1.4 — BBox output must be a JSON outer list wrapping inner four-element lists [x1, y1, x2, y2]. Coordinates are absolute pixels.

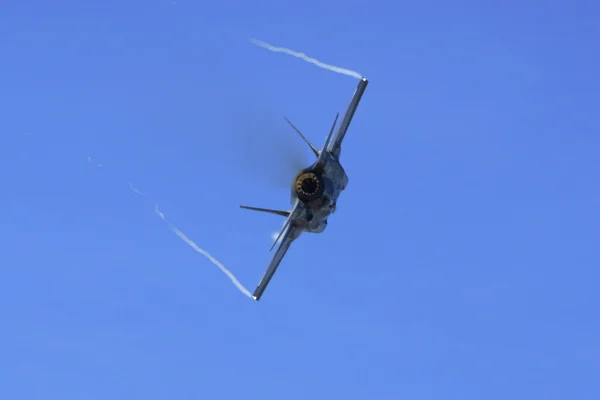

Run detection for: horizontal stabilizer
[[240, 205, 291, 217], [284, 117, 319, 158]]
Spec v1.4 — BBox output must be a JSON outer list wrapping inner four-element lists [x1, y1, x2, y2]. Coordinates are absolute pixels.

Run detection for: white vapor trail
[[128, 182, 146, 196], [250, 38, 362, 79], [87, 156, 102, 168], [271, 219, 286, 243], [154, 204, 253, 298]]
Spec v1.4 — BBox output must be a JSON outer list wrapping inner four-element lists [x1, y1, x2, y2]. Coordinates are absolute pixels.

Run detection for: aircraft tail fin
[[284, 117, 319, 158], [239, 205, 291, 218]]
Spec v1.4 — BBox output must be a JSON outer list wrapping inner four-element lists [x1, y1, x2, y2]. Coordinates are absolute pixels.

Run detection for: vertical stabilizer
[[284, 117, 320, 158]]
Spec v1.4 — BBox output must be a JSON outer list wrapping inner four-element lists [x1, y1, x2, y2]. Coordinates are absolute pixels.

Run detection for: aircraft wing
[[252, 202, 302, 301], [326, 77, 368, 159]]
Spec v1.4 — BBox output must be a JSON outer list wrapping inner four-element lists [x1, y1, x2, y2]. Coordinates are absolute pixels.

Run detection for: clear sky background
[[1, 1, 599, 399]]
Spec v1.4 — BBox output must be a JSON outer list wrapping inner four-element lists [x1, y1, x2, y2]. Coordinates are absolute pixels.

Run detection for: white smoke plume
[[250, 38, 362, 79], [154, 204, 253, 298]]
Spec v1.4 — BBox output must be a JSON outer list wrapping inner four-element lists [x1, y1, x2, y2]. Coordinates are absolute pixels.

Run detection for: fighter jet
[[240, 77, 368, 301]]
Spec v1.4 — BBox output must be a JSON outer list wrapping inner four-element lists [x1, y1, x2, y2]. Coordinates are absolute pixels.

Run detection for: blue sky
[[1, 1, 599, 399]]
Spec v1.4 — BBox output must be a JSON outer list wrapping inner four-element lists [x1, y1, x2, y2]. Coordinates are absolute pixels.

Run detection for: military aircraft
[[240, 77, 368, 301]]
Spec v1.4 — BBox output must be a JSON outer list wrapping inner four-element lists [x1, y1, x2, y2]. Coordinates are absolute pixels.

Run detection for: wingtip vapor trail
[[128, 182, 146, 196], [154, 204, 253, 299], [250, 38, 363, 79]]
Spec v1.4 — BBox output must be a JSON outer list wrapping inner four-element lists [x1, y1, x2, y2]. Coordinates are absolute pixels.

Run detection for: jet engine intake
[[294, 172, 324, 202]]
